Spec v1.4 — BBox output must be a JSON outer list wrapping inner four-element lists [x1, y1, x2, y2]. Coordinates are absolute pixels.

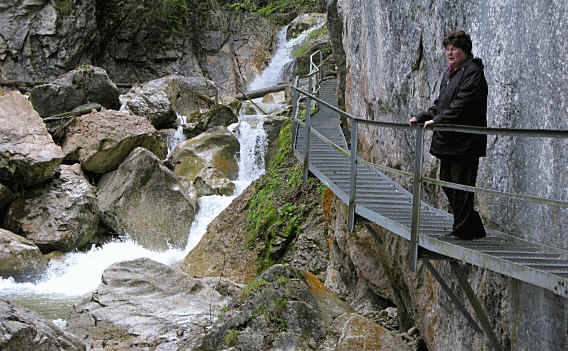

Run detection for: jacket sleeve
[[433, 66, 484, 124], [415, 102, 438, 122]]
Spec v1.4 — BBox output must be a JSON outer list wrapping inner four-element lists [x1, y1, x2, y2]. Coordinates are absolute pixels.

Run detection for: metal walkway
[[294, 78, 568, 299]]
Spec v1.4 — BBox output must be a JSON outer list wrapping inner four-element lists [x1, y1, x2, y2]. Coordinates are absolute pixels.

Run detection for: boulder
[[170, 126, 239, 182], [0, 92, 64, 188], [67, 258, 239, 350], [263, 115, 288, 170], [0, 229, 47, 281], [286, 13, 326, 40], [30, 65, 120, 117], [0, 298, 85, 351], [191, 265, 409, 351], [120, 74, 216, 128], [324, 313, 413, 351], [61, 109, 166, 174], [97, 147, 198, 251], [183, 104, 238, 139], [3, 164, 100, 253], [193, 167, 235, 197]]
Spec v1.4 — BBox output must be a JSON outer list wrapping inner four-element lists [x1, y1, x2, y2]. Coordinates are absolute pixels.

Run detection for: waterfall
[[0, 21, 325, 323]]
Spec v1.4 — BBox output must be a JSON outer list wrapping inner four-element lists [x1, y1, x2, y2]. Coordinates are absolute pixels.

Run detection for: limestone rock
[[0, 298, 85, 351], [0, 183, 14, 213], [263, 115, 288, 169], [183, 265, 354, 350], [0, 229, 47, 281], [30, 65, 120, 117], [67, 258, 238, 350], [61, 109, 166, 174], [194, 167, 235, 197], [286, 13, 327, 40], [97, 147, 197, 251], [183, 104, 238, 138], [4, 164, 100, 253], [333, 1, 568, 349], [0, 0, 96, 82], [170, 126, 239, 182], [325, 313, 412, 351], [120, 74, 216, 128], [0, 91, 64, 187], [180, 180, 258, 283]]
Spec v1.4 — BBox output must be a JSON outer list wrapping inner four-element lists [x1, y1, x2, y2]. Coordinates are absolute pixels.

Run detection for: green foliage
[[54, 0, 73, 16], [225, 330, 239, 347], [229, 0, 320, 16], [263, 298, 288, 331], [245, 122, 318, 272], [149, 0, 192, 33], [293, 24, 329, 58], [241, 278, 269, 297]]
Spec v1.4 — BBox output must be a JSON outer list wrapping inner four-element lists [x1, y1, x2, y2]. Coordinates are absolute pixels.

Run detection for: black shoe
[[443, 231, 486, 240]]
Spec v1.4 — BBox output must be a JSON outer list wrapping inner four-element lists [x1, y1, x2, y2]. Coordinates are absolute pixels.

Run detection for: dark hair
[[443, 30, 473, 58]]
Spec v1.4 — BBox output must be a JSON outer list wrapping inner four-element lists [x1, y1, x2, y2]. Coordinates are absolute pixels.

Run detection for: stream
[[0, 21, 324, 328]]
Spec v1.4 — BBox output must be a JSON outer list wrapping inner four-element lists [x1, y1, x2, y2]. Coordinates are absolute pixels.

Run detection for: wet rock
[[194, 167, 235, 197], [170, 126, 239, 182], [180, 180, 258, 283], [184, 104, 238, 138], [120, 74, 216, 129], [4, 164, 100, 253], [0, 229, 47, 281], [97, 147, 197, 251], [263, 115, 288, 169], [67, 258, 238, 350], [61, 109, 165, 174], [286, 13, 326, 40], [0, 91, 64, 188], [0, 298, 85, 351], [30, 65, 120, 117]]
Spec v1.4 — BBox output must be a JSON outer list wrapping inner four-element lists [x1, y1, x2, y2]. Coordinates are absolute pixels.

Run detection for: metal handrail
[[292, 85, 568, 206], [291, 73, 568, 272]]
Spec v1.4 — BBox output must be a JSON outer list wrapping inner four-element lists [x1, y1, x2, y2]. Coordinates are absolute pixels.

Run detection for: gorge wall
[[325, 0, 568, 350], [0, 0, 276, 93]]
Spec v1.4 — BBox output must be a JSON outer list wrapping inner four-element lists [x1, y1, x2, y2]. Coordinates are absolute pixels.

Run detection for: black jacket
[[416, 58, 488, 159]]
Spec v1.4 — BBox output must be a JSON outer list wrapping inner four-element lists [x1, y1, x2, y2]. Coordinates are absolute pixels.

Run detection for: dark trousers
[[439, 158, 486, 239]]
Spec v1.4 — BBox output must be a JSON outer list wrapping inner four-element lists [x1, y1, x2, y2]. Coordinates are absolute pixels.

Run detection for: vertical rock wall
[[327, 1, 568, 350]]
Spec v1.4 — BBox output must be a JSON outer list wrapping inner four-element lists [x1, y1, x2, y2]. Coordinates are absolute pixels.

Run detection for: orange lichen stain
[[342, 314, 389, 350], [322, 186, 335, 223], [301, 271, 354, 312]]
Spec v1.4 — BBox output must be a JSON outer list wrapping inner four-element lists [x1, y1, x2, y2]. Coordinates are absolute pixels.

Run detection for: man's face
[[445, 44, 466, 70]]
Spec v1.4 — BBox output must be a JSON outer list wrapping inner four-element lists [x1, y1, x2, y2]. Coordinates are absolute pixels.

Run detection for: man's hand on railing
[[409, 115, 419, 126], [424, 120, 435, 128], [409, 115, 434, 129]]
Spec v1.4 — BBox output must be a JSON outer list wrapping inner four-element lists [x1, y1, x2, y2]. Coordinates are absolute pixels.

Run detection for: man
[[409, 30, 487, 240]]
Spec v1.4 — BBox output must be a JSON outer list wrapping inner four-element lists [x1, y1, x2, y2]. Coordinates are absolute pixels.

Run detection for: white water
[[0, 22, 324, 321]]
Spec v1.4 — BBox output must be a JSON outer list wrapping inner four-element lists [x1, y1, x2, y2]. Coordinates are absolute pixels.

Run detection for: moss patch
[[245, 122, 326, 272]]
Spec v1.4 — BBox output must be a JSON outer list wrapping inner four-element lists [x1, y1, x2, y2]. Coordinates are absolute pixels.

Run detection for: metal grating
[[294, 78, 568, 298]]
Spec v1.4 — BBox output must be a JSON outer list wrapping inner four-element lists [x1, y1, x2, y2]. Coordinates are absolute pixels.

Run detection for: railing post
[[409, 127, 425, 271], [319, 50, 323, 82], [291, 77, 299, 151], [348, 119, 358, 231], [303, 77, 312, 185]]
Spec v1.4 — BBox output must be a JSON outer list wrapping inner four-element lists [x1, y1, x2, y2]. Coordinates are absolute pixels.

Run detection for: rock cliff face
[[327, 0, 568, 350], [0, 1, 276, 92]]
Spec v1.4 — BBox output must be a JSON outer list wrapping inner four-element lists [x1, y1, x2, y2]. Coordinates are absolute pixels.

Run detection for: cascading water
[[0, 21, 325, 325]]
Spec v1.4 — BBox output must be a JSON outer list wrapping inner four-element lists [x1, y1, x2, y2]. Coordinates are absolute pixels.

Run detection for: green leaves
[[229, 0, 320, 17]]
